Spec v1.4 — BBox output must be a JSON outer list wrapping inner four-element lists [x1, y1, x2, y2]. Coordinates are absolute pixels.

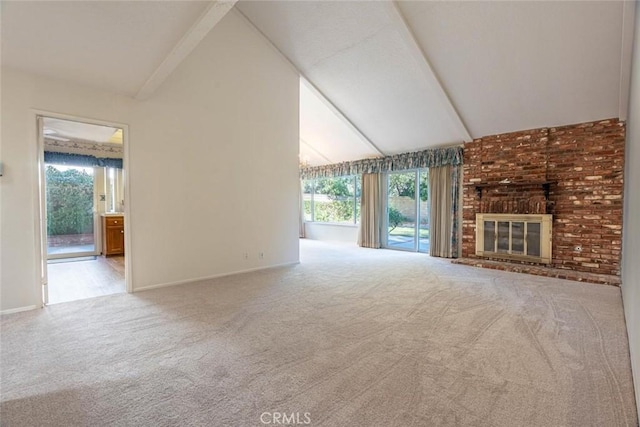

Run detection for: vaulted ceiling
[[1, 1, 211, 96], [2, 1, 634, 166], [238, 0, 632, 165]]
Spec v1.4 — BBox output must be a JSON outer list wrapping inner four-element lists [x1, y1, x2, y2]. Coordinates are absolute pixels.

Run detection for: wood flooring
[[47, 256, 125, 304]]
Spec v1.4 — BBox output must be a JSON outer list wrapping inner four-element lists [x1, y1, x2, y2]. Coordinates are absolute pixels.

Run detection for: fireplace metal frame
[[475, 213, 553, 264]]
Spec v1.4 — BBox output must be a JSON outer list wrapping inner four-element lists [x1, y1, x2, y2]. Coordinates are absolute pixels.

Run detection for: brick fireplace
[[458, 118, 625, 285]]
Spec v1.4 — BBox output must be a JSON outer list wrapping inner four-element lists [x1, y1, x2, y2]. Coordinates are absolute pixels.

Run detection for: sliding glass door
[[385, 169, 429, 253], [46, 164, 97, 259], [418, 171, 429, 253], [386, 172, 416, 250]]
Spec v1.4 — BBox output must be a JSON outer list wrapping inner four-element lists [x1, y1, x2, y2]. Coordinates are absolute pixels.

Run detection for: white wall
[[622, 2, 640, 420], [128, 11, 299, 289], [0, 11, 299, 311], [304, 223, 359, 243], [0, 71, 135, 312]]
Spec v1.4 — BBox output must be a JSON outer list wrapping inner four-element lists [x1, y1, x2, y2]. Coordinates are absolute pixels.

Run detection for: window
[[302, 176, 360, 224], [105, 167, 124, 213]]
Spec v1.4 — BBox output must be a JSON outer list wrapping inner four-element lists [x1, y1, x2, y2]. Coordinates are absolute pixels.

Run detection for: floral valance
[[44, 137, 123, 159], [300, 145, 463, 179], [45, 151, 123, 169]]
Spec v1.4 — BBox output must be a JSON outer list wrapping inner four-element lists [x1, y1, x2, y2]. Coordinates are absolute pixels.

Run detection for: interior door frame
[[31, 109, 133, 306]]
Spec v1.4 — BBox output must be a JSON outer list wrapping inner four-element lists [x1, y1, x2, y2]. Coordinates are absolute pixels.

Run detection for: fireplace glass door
[[497, 221, 510, 253], [476, 214, 552, 264], [483, 221, 495, 252], [526, 223, 541, 257], [512, 222, 525, 254], [482, 220, 542, 257]]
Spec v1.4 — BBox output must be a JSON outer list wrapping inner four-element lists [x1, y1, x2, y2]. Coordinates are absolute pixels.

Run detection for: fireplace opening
[[476, 213, 552, 264]]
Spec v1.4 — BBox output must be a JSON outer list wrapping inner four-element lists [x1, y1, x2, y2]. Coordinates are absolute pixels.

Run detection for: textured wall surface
[[462, 119, 625, 277]]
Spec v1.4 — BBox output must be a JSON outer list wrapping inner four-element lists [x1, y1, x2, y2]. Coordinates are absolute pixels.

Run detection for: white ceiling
[[398, 1, 625, 137], [238, 0, 629, 164], [2, 1, 631, 166], [238, 0, 469, 157], [43, 118, 121, 144], [1, 1, 210, 96], [300, 80, 381, 166]]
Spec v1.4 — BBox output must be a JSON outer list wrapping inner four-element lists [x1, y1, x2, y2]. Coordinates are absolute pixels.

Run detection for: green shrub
[[46, 166, 94, 236], [303, 200, 312, 218], [388, 207, 406, 232], [314, 200, 354, 223]]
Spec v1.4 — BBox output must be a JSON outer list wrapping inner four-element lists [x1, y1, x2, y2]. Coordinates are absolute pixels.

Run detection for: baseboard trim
[[133, 261, 300, 293], [1, 305, 39, 315]]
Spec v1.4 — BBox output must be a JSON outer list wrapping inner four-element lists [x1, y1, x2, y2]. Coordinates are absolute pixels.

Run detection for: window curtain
[[299, 180, 306, 238], [44, 151, 123, 169], [429, 165, 461, 258], [300, 146, 462, 179], [113, 168, 125, 212], [358, 173, 383, 248]]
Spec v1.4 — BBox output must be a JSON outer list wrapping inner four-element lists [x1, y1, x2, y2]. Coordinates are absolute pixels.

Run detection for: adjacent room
[[41, 117, 128, 304], [1, 1, 639, 426]]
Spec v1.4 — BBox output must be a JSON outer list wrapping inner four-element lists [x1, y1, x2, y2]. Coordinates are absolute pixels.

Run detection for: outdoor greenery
[[303, 173, 428, 226], [388, 207, 406, 232], [46, 165, 94, 236], [388, 172, 428, 201], [303, 200, 312, 219], [315, 177, 354, 198], [303, 176, 360, 223], [389, 226, 430, 238], [313, 200, 355, 223]]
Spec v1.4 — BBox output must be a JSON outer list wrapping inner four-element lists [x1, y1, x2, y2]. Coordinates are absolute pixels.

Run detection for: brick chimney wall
[[462, 118, 625, 276]]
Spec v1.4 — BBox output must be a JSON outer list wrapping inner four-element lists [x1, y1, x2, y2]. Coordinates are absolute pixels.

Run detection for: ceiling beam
[[385, 1, 472, 142], [300, 138, 334, 164], [135, 0, 238, 100], [619, 0, 636, 121]]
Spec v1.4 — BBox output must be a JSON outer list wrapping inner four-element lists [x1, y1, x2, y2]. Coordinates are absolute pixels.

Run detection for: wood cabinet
[[102, 215, 124, 256]]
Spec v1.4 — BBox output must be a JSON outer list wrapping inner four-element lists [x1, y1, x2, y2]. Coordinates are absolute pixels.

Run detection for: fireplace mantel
[[466, 180, 555, 200], [464, 180, 556, 215]]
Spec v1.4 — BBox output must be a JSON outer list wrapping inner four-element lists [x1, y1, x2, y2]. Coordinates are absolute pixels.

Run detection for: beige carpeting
[[1, 240, 637, 426]]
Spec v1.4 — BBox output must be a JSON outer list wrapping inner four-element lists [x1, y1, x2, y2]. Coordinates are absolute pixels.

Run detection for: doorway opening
[[38, 115, 128, 304], [384, 169, 429, 253]]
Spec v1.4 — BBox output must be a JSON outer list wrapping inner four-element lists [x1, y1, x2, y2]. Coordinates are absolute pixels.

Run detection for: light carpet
[[1, 239, 637, 426]]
